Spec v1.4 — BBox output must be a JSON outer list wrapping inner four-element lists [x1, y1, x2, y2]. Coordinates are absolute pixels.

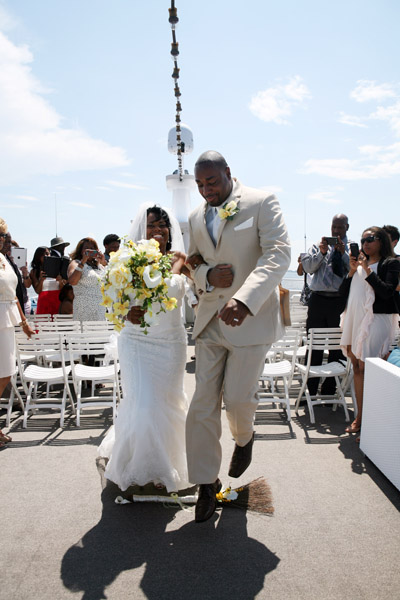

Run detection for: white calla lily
[[143, 265, 162, 288]]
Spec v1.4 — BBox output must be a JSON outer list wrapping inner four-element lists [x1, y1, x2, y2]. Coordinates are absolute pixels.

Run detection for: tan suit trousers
[[186, 316, 269, 484]]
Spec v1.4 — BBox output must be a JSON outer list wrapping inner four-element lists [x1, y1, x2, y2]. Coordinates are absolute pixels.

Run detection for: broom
[[216, 477, 274, 515]]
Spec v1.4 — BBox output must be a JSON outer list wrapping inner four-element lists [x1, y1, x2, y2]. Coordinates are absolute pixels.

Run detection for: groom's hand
[[218, 299, 250, 326], [207, 264, 233, 288]]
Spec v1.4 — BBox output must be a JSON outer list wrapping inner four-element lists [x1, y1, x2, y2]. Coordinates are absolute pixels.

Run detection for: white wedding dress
[[98, 274, 190, 492]]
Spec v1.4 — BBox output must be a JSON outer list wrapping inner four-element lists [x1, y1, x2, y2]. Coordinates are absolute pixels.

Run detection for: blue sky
[[0, 0, 399, 269]]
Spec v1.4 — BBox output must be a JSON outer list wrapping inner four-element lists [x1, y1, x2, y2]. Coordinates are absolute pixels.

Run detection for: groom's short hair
[[195, 151, 228, 171]]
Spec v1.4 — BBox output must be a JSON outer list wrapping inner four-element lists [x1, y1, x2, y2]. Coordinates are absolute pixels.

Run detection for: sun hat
[[50, 236, 70, 248]]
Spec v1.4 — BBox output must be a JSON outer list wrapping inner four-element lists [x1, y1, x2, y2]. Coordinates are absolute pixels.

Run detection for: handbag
[[300, 274, 312, 306], [279, 284, 291, 326]]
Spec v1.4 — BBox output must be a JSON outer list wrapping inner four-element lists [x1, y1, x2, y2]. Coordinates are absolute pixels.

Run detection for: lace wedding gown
[[98, 274, 190, 492]]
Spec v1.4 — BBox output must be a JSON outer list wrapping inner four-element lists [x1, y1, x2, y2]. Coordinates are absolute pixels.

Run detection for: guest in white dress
[[0, 218, 34, 448], [98, 205, 191, 493], [339, 227, 400, 439], [67, 238, 107, 322]]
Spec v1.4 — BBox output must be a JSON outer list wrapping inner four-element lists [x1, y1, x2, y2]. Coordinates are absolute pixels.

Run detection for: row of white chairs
[[257, 327, 354, 424], [22, 319, 115, 334], [2, 331, 120, 428]]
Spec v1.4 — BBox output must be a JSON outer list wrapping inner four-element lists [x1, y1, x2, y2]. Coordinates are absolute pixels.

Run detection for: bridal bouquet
[[100, 237, 177, 333]]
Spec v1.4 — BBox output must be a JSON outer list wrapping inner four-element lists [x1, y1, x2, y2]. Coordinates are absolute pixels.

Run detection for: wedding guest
[[67, 238, 107, 322], [382, 224, 399, 256], [103, 234, 120, 263], [0, 218, 34, 448], [10, 239, 32, 314], [1, 233, 28, 315], [301, 215, 350, 396], [50, 236, 70, 258], [340, 227, 400, 441], [58, 284, 74, 315], [30, 246, 64, 315]]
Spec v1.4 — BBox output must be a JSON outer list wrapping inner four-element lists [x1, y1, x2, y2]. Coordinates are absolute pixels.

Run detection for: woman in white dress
[[98, 205, 190, 492], [340, 227, 400, 439], [0, 218, 34, 447], [67, 238, 107, 322]]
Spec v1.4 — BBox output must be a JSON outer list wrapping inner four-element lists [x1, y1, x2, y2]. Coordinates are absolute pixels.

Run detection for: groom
[[186, 151, 291, 522]]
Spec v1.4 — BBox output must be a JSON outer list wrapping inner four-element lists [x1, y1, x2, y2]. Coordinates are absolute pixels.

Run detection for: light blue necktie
[[206, 207, 219, 245]]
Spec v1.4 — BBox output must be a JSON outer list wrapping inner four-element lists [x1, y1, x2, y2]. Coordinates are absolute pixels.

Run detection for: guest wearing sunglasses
[[340, 227, 400, 440]]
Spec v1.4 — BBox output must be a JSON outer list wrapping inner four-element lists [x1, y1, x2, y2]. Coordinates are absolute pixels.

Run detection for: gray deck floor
[[1, 335, 400, 600]]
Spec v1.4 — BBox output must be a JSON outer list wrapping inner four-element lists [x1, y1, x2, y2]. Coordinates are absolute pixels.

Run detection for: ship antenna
[[168, 1, 184, 181]]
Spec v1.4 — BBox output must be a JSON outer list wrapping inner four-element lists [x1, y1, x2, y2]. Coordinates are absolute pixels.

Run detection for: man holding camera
[[300, 214, 350, 396]]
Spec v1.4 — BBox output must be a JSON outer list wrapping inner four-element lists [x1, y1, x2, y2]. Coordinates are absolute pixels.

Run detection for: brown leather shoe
[[228, 432, 255, 478], [195, 479, 222, 523]]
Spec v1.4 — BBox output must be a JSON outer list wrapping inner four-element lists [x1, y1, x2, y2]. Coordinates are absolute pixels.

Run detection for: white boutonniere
[[218, 200, 239, 221]]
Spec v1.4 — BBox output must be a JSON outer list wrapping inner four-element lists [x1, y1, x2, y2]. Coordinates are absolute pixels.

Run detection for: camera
[[85, 249, 98, 256], [350, 242, 359, 259], [324, 236, 338, 245]]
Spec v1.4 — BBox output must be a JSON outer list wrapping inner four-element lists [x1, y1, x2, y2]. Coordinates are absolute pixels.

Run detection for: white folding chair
[[81, 320, 115, 333], [257, 332, 300, 421], [16, 333, 74, 428], [295, 327, 350, 424], [36, 320, 81, 334], [0, 368, 25, 427], [53, 314, 74, 321], [65, 333, 120, 426], [28, 314, 52, 323]]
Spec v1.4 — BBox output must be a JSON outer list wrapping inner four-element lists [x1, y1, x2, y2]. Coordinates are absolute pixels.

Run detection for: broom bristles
[[218, 477, 274, 515]]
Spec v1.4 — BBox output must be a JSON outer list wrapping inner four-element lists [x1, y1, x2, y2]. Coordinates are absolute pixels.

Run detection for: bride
[[98, 204, 191, 492]]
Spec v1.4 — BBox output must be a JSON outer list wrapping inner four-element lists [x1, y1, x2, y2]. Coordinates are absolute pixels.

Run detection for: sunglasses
[[361, 235, 379, 244], [0, 233, 7, 239]]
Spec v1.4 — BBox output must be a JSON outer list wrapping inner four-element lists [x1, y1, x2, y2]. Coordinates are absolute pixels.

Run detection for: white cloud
[[350, 80, 397, 103], [301, 148, 400, 180], [307, 81, 400, 180], [0, 28, 129, 185], [370, 101, 400, 137], [68, 201, 95, 208], [15, 194, 39, 201], [308, 189, 342, 205], [338, 112, 367, 128], [249, 76, 311, 124], [106, 180, 149, 190]]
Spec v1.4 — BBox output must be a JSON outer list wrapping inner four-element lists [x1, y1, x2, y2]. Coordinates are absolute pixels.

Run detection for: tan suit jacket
[[188, 179, 291, 346]]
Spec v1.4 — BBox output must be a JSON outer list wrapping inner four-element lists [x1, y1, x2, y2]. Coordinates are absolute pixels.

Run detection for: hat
[[50, 236, 70, 248]]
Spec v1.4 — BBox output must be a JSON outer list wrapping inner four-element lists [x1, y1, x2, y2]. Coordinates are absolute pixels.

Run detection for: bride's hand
[[186, 254, 205, 270], [127, 306, 146, 324], [170, 251, 187, 274]]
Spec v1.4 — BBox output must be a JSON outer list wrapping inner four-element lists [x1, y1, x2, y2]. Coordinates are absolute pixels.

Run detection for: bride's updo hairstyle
[[147, 205, 172, 252]]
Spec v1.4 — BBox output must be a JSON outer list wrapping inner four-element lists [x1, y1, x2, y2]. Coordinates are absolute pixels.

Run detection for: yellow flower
[[113, 300, 130, 317], [105, 312, 118, 323], [125, 284, 135, 296], [136, 266, 145, 277], [163, 297, 177, 311], [101, 295, 113, 308], [136, 287, 152, 300]]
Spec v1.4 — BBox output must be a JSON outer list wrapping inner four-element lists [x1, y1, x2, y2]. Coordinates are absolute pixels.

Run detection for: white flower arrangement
[[100, 237, 177, 333]]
